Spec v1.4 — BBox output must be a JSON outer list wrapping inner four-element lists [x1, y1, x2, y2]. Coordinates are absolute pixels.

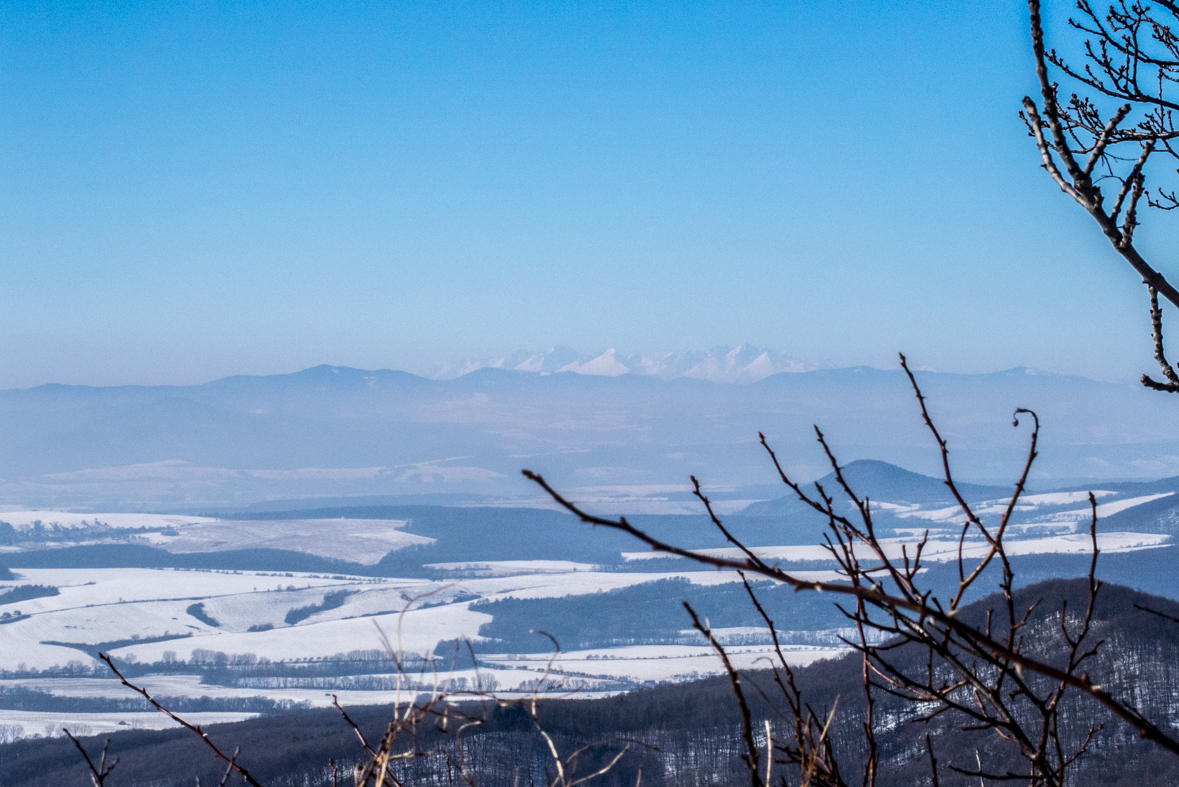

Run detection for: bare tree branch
[[64, 729, 119, 787], [1023, 0, 1179, 389], [683, 601, 763, 787], [96, 653, 266, 787]]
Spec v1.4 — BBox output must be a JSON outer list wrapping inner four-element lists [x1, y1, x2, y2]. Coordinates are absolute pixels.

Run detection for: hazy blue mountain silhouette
[[2, 363, 1178, 508], [740, 459, 1010, 516], [818, 459, 1009, 504]]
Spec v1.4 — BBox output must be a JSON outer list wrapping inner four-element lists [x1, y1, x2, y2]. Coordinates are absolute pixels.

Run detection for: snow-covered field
[[0, 565, 789, 672], [622, 532, 1169, 564], [893, 492, 1175, 526], [0, 511, 429, 565], [161, 519, 433, 565], [0, 561, 856, 741], [483, 643, 843, 683], [0, 511, 219, 531], [0, 492, 1173, 744], [0, 709, 257, 738]]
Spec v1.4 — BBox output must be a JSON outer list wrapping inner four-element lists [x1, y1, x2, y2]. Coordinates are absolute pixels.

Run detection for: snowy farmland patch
[[0, 567, 809, 673], [159, 519, 431, 565], [0, 511, 218, 531], [622, 533, 1169, 565], [0, 673, 474, 711], [1017, 491, 1118, 506], [112, 602, 494, 663], [425, 560, 600, 576], [105, 570, 779, 664], [446, 569, 773, 604], [1031, 493, 1176, 523], [0, 513, 431, 566], [893, 491, 1169, 525], [483, 643, 844, 684], [0, 709, 257, 738], [0, 568, 380, 670], [0, 568, 363, 604]]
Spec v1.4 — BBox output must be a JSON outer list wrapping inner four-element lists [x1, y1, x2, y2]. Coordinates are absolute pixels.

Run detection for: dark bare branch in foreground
[[64, 729, 119, 787], [1133, 602, 1179, 626], [683, 601, 763, 787], [526, 351, 1179, 785], [1023, 0, 1179, 391], [97, 652, 266, 787], [333, 693, 377, 756]]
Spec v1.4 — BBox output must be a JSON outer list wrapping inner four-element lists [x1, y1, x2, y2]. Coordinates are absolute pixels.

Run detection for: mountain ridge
[[0, 364, 1175, 509], [1, 361, 1113, 395]]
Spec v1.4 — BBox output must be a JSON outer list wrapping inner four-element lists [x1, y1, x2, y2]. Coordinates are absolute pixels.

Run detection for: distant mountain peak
[[423, 344, 816, 383], [558, 349, 630, 377], [742, 459, 1015, 516]]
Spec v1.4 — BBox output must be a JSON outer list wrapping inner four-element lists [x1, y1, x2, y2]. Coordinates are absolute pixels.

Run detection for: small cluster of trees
[[0, 585, 59, 606], [0, 520, 166, 546]]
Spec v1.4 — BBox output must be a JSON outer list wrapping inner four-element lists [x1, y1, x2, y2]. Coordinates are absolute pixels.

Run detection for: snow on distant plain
[[0, 511, 217, 530], [485, 643, 842, 683], [894, 492, 1169, 524], [424, 345, 813, 383], [0, 568, 358, 605], [0, 568, 374, 669], [160, 519, 432, 565], [623, 533, 1168, 563], [0, 710, 257, 737], [0, 513, 435, 565], [0, 567, 786, 671], [0, 674, 458, 709], [1018, 491, 1117, 506], [425, 560, 599, 576], [113, 602, 493, 663], [1039, 493, 1175, 522]]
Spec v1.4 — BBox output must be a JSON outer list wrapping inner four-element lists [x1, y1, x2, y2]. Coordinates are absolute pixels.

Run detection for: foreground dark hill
[[0, 364, 1177, 508], [4, 579, 1179, 787]]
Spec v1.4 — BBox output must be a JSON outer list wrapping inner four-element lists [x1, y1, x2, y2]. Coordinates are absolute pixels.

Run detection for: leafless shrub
[[525, 353, 1179, 785]]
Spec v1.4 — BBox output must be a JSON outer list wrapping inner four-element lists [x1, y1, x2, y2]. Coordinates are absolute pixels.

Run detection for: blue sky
[[0, 0, 1169, 387]]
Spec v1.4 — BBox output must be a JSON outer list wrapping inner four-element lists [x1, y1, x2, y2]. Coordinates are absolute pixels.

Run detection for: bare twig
[[97, 653, 265, 787], [64, 729, 119, 787], [684, 601, 763, 787], [1023, 0, 1179, 390]]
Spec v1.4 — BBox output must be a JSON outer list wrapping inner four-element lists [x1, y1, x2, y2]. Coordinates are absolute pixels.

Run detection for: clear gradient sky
[[1, 1, 1171, 388]]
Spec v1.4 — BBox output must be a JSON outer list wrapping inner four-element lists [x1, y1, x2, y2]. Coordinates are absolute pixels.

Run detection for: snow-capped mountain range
[[2, 360, 1179, 510], [421, 344, 814, 383]]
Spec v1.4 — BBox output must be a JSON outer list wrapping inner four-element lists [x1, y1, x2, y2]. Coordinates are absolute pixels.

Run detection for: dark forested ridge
[[462, 577, 849, 654], [5, 579, 1179, 787]]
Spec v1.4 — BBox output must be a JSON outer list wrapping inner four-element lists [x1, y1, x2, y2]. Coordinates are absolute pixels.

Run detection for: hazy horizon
[[0, 344, 1144, 391], [3, 2, 1175, 390]]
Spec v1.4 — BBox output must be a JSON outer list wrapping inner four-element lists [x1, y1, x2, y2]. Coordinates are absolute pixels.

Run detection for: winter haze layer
[[0, 352, 1175, 510]]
